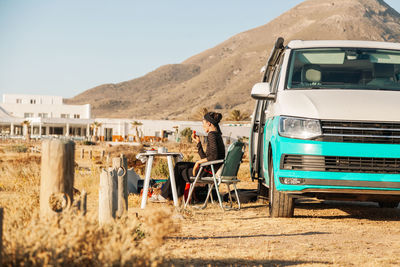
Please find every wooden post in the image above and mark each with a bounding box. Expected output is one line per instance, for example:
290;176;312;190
89;150;92;160
99;169;117;224
101;150;105;160
81;148;84;159
40;140;75;219
117;168;126;217
0;207;3;266
80;190;87;216
112;155;128;216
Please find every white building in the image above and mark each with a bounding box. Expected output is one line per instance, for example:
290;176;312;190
1;94;90;119
0;93;250;142
0;94;93;138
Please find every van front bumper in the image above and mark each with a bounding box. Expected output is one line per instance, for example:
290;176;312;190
274;136;400;193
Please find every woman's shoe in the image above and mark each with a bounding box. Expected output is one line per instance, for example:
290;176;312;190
149;194;167;203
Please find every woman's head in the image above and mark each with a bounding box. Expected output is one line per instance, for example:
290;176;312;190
203;112;222;133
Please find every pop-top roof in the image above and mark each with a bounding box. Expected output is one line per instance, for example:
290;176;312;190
287;40;400;50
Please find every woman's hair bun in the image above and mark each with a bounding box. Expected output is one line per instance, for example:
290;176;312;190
211;112;222;123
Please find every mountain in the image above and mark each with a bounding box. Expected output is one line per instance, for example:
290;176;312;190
66;0;400;120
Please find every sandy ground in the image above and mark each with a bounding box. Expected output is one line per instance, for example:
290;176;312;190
2;141;400;266
154;199;400;266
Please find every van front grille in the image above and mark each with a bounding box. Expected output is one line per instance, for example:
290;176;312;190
281;154;400;174
318;120;400;144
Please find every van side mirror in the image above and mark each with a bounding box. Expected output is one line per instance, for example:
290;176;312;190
250;83;276;100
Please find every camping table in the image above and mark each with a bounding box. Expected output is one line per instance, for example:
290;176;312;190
136;151;183;209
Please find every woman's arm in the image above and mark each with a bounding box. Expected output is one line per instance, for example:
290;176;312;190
193;157;208;176
192;132;206;159
192;133;208;175
192;132;219;176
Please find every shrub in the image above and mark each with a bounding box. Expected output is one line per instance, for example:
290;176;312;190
6;144;28;153
183;154;194;162
152;159;169;178
83;140;96;146
214;103;223;109
180;127;192;143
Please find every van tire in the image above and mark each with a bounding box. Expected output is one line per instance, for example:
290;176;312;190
268;155;294;218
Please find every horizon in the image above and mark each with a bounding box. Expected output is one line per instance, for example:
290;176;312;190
1;0;400;99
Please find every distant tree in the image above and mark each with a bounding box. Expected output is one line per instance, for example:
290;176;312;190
180;127;192;143
131;121;143;143
90;121;102;141
228;110;250;122
214;103;223;109
192;107;208;121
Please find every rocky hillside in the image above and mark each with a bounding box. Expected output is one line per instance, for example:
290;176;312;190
66;0;400;120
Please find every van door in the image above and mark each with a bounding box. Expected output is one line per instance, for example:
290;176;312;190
250;54;284;181
250;99;267;180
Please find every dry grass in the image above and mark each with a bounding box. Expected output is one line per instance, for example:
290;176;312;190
0;154;41;193
0;141;180;266
3;207;178;266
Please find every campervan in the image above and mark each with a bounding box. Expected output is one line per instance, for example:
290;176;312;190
250;38;400;217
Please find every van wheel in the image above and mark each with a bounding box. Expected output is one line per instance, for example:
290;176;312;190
268;155;294;217
378;202;399;208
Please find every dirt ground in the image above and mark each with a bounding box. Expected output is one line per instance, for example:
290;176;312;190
2;141;400;266
128;141;400;267
153;200;400;266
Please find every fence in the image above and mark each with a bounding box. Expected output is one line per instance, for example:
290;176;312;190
39;139;132;225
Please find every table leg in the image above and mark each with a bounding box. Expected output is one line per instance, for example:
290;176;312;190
140;156;154;209
167;155;179;207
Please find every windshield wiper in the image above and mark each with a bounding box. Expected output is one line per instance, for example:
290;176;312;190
295;86;322;89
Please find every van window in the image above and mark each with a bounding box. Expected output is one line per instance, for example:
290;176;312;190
286;48;400;91
270;56;284;93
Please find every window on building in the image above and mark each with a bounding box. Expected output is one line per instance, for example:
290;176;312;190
14;126;22;135
38;113;48;118
49;127;63;135
33;127;40;135
24;113;34;118
16;99;22;104
74;114;80;119
30;99;36;104
61;114;70;118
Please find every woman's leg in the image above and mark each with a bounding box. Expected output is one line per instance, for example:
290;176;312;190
161;162;195;199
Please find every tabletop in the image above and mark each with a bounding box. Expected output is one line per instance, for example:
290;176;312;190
136;151;184;162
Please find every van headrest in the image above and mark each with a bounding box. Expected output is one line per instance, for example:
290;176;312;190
302;64;321;83
373;63;394;79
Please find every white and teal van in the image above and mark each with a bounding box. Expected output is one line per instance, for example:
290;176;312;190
250;38;400;217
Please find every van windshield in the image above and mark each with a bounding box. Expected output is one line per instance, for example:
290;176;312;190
286;48;400;91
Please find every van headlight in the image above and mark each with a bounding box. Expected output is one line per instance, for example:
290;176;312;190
278;116;322;140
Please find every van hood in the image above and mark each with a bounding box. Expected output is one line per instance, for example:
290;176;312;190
272;89;400;122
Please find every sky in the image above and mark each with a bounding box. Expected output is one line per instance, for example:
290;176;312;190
1;0;400;99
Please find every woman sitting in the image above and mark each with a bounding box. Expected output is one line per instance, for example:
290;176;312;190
149;112;225;202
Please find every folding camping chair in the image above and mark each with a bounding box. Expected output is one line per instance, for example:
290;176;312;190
184;141;245;210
